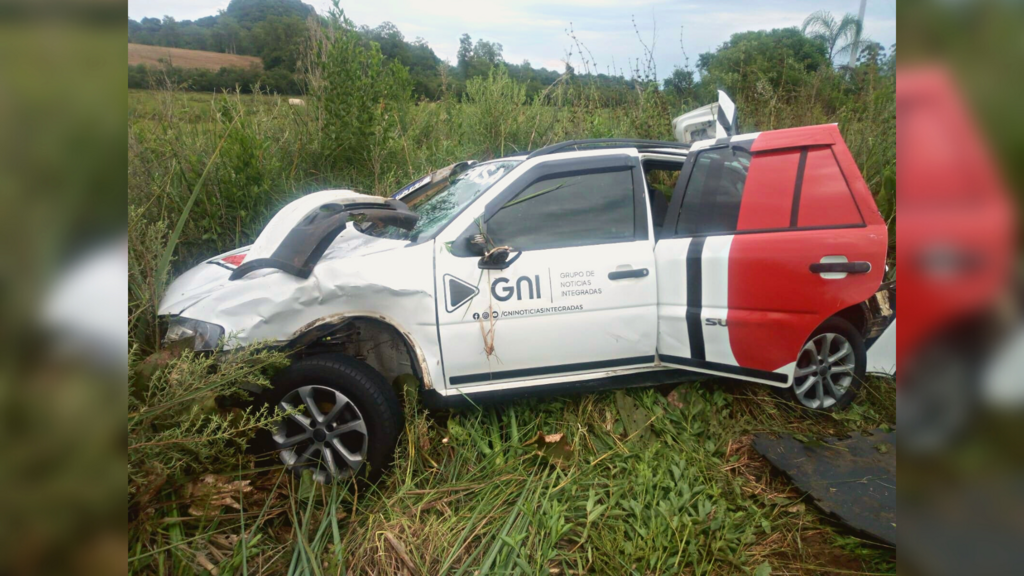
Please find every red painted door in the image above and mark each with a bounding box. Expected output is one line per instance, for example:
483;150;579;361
655;125;888;385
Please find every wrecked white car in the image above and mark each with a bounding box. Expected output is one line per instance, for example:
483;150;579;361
160;125;895;483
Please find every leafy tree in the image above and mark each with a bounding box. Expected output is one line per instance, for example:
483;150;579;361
801;10;864;63
855;41;886;67
307;7;412;184
364;23;444;99
157;16;180;47
473;38;503;67
211;16;245;54
127;63;302;94
252;15;307;71
455;33;504;80
664;67;696;100
223;0;314;29
127;0;596;100
457;33;473;78
697;28;828;104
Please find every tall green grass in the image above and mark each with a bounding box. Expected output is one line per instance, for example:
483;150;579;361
128;380;895;575
129;62;893;282
128;31;896;574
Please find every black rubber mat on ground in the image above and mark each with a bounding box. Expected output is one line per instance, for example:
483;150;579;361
753;429;896;546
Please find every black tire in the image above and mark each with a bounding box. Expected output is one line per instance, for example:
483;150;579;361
262;354;402;484
789;317;866;412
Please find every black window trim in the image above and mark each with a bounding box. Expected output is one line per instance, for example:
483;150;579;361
662;141;866;240
640;158;686;199
451;153;648;257
828;146;868;225
669;222;867;240
663;144;724;234
789;149;809;227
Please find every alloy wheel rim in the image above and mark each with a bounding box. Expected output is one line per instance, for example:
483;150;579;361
273;385;368;483
792;332;856;409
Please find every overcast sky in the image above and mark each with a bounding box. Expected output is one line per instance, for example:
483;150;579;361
127;0;896;76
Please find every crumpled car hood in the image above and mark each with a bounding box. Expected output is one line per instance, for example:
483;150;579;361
158;190;412;316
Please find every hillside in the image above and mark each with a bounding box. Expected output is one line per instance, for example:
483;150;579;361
128;43;262;71
128;0;564;99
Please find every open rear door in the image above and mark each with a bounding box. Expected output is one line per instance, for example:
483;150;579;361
654;124;888;385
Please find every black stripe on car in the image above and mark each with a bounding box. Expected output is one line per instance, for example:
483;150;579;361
685;237;706;360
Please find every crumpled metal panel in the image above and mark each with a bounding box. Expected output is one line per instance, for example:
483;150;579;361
753;429;896;546
229;199;416;281
157;190;443;390
245;190;380;261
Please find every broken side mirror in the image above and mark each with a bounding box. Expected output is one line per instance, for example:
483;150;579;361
478;245;521;270
463;222;520;269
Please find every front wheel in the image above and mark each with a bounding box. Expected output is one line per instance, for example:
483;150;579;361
790;317;866;411
264;354;403;484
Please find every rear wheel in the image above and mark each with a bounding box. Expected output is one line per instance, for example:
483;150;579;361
790;317;866;411
265;355;402;484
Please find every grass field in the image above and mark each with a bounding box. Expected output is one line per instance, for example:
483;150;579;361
129;43;263;71
128;21;897;567
128;359;897;574
128;86;897;575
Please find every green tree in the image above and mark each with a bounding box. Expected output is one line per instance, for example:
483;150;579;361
664;67;696;100
472;38;503;67
223;0;314;29
456;33;504;80
855;41;886;67
253;15;307;71
307;5;412;189
364;23;443;99
457;33;473;78
157;16;180;47
801;10;864;63
697;28;828;105
219;16;246;54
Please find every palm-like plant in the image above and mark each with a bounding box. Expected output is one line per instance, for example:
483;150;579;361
801;10;867;64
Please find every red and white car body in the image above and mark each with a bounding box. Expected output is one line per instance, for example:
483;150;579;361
160;118;893;410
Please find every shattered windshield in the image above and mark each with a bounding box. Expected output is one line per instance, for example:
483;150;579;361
384;160;520;242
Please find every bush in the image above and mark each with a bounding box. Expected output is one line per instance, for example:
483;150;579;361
128;206;287;514
127;63;303;95
128;346;286;509
462;66;530;156
304;7;413;193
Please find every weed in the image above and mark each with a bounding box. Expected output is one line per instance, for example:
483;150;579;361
127;383;895;575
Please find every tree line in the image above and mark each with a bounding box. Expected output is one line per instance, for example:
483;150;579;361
129;0;892;107
129;0;560;98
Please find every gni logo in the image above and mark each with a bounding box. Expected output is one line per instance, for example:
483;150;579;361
443;274;480;313
491;275;542;302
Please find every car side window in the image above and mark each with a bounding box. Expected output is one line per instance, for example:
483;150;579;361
485;167;635;251
676;148;750;236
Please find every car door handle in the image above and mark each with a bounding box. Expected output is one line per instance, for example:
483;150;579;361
809;261;871;274
608;268;649;280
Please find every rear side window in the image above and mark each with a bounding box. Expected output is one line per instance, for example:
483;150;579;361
676;148;750;236
797;147;863;227
486;168;635;251
671;145;864;237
